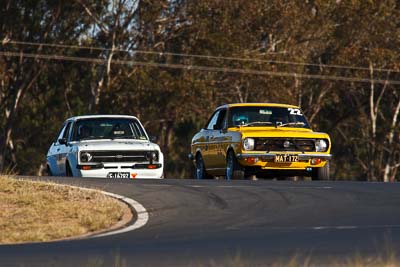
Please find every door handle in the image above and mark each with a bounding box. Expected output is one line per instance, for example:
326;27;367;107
57;148;61;152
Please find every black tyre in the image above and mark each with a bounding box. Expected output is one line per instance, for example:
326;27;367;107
66;162;73;177
312;161;330;180
195;154;210;179
226;150;245;180
46;165;53;176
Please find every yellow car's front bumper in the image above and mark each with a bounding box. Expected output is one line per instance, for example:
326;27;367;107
236;152;332;170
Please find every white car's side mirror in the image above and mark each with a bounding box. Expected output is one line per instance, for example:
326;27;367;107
58;138;67;145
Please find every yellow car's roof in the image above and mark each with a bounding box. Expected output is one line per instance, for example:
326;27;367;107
217;103;300;109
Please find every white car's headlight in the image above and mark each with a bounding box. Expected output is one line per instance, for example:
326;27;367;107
146;151;158;162
243;138;255;151
315;139;328;152
80;152;93;162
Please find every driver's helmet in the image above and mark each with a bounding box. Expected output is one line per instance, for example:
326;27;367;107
232;114;249;126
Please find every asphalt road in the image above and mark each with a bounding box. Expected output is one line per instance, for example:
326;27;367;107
1;177;400;266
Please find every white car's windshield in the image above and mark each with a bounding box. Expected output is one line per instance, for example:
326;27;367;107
71;118;148;141
228;106;310;128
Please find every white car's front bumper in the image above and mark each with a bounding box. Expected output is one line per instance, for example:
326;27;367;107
76;164;164;179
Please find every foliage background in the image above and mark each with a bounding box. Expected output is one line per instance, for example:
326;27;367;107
0;0;399;181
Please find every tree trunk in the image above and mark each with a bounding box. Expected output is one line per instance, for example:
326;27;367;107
383;98;400;182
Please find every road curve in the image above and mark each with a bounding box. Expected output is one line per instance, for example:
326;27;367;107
1;177;400;266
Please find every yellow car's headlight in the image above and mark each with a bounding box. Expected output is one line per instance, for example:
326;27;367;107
243;138;255;151
315;139;328;152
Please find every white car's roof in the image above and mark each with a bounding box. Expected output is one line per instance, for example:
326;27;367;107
66;115;139;122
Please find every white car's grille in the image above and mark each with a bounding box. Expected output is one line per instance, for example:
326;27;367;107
83;150;157;163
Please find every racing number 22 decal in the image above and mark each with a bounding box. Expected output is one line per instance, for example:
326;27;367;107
288;108;302;116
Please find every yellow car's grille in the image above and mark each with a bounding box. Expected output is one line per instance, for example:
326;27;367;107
254;138;315;152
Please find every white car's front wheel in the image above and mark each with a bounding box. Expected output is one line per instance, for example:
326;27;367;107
46;165;53;176
66;162;73;177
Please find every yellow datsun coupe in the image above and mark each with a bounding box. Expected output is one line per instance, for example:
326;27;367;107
189;103;332;180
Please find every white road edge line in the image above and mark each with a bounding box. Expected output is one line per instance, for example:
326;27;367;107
311;225;400;230
66;185;149;238
92;191;149;238
189;185;333;189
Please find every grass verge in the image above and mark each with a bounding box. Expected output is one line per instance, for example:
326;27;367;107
0;175;127;244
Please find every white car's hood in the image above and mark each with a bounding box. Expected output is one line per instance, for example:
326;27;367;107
73;139;160;151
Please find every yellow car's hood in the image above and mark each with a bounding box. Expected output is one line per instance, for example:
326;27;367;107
229;127;330;139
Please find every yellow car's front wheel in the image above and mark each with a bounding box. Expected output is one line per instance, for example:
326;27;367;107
226;151;245;180
311;161;330;180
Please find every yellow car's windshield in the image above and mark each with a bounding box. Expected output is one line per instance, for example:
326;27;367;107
228;106;311;128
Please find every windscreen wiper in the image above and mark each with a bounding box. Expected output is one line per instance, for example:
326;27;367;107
111;135;135;139
241;121;273;127
277;122;305;127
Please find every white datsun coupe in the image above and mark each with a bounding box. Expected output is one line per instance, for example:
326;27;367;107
46;115;164;179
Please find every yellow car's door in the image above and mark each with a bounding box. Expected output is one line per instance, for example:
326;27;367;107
202;109;227;173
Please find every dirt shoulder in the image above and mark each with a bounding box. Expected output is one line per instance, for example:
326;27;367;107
0;175;132;244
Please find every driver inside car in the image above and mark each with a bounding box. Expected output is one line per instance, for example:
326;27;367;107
232;114;249;126
78;125;92;140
